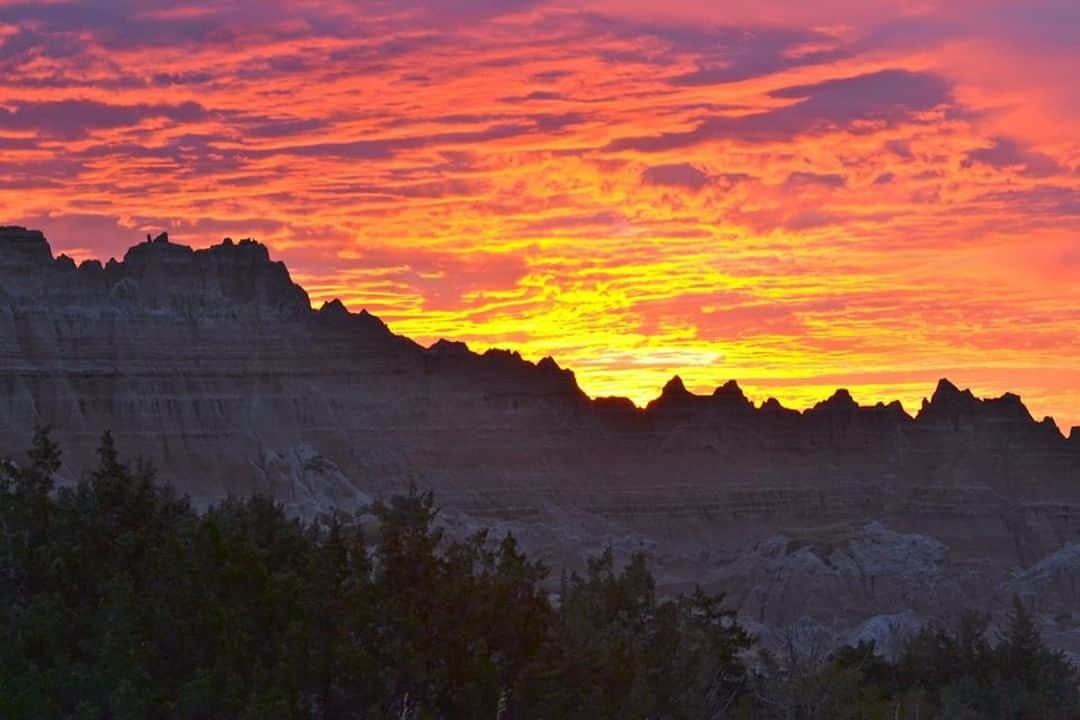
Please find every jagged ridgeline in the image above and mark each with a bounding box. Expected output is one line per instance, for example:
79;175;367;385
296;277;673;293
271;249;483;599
2;225;1080;655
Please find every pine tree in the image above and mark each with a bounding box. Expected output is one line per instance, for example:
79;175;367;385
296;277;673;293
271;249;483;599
999;596;1042;689
26;424;61;490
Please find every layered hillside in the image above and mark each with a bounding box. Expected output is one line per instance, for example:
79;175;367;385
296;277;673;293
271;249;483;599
3;226;1080;650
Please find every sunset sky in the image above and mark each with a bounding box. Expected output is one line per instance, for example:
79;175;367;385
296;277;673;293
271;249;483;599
1;1;1077;430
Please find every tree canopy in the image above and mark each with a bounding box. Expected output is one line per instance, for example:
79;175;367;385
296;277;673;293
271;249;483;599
0;429;1076;719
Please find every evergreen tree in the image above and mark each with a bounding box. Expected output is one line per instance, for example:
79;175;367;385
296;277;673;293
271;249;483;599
16;429;1080;720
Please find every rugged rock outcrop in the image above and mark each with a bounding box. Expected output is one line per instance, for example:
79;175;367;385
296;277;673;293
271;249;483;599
2;225;1079;650
716;522;960;628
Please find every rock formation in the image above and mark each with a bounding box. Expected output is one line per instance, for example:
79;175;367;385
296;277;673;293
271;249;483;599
2;225;1080;653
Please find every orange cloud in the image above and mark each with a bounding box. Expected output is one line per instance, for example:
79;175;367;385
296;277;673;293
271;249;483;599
1;0;1077;430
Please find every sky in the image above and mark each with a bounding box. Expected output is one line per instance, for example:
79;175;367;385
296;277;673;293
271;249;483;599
1;0;1078;430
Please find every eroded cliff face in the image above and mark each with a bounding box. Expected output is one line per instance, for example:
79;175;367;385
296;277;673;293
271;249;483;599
3;226;1080;652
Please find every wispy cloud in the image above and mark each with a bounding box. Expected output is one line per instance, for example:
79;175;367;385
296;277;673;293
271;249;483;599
0;0;1077;428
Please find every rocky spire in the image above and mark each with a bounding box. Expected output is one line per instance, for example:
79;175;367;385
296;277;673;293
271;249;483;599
319;298;350;317
816;388;857;409
0;226;62;297
662;375;689;397
644;375;694;411
918;378;977;419
0;225;51;259
536;356;562;373
712;379;751;407
931;378;967;403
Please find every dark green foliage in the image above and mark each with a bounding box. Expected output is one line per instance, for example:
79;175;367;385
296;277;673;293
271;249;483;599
1;430;1077;719
0;432;754;719
743;607;1080;720
533;550;752;719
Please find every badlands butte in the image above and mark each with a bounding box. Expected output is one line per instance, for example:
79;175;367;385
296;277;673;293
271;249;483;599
3;224;1080;653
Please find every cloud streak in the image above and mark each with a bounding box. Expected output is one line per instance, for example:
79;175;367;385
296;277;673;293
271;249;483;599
0;0;1077;429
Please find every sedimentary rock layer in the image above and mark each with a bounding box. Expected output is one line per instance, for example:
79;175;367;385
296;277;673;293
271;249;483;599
3;225;1079;648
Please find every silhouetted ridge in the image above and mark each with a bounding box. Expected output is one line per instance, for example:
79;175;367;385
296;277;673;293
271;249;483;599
4;225;1080;657
319;298;349;316
651;376;754;412
0;225;50;262
0;227;310;315
913;376;1060;439
419;338;585;400
808;388;858;415
924;377;975;410
986;393;1036;423
316;298;395;336
0;226;53;293
663;374;689;395
646;375;695;411
712;379;753;409
0;226;1071;443
427;338;472;357
536;356;562;373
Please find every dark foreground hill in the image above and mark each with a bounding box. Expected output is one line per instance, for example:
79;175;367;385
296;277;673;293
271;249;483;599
2;225;1080;654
